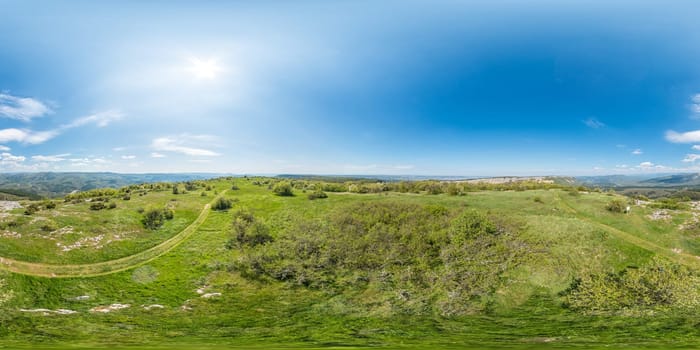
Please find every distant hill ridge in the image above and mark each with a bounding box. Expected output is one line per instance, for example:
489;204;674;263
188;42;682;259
0;172;228;198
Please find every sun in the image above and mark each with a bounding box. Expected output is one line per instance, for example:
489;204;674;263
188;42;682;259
187;57;223;80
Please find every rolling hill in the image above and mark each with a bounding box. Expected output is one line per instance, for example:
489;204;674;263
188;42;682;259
0;177;698;349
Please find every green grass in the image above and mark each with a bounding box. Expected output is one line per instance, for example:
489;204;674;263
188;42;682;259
0;179;699;348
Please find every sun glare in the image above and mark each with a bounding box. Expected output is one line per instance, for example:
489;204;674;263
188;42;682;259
187;57;223;80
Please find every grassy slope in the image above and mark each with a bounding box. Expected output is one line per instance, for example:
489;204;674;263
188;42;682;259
0;180;699;348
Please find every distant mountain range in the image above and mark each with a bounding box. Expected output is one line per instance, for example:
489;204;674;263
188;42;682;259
0;172;229;198
575;173;700;188
3;172;700;199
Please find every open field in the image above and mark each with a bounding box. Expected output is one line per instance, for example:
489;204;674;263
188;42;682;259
0;178;699;349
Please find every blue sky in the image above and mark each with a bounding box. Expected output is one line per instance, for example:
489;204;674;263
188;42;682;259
2;0;700;176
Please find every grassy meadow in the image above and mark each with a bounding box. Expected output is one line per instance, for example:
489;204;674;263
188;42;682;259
0;178;699;349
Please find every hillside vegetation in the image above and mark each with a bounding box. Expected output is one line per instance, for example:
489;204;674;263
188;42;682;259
0;177;698;348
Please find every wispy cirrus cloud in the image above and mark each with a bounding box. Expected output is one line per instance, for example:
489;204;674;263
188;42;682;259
0;110;124;145
31;153;71;162
631;149;643;155
583;117;605;129
151;134;221;157
0;93;52;122
65;110;123;128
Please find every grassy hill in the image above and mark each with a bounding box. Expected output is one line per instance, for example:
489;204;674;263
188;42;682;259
0;178;699;349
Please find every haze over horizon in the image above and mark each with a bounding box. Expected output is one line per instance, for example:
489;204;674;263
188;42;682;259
3;1;700;176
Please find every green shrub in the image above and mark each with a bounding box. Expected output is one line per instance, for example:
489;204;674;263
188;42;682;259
307;190;328;200
650;198;689;210
89;202;106;211
141;208;174;230
562;257;700;312
23;203;40;215
605;199;627;213
108;202;117;209
272;182;294;196
448;210;498;243
212;197;235;211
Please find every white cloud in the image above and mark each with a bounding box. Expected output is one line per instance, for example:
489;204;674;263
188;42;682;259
121;155;136;160
690;94;700;119
0;110;124;146
0;128;59;144
0;152;25;162
665;130;700;143
151;135;221;157
693;145;700;151
150;152;166;158
683;154;700;163
631;149;642;155
0;145;9;151
65;110;123;128
0;93;52;121
638;161;654;168
583;117;605;129
31;153;70;162
112;147;126;152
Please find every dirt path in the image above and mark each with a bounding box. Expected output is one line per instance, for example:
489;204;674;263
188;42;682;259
0;191;228;278
558;194;700;270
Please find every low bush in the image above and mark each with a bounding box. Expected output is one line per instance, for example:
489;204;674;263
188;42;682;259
212;197;235;211
141;208;175;230
272;182;294;196
307;190;328;200
605;199;627;213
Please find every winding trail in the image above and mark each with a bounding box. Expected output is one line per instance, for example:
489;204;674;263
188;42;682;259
557;194;700;270
0;190;228;278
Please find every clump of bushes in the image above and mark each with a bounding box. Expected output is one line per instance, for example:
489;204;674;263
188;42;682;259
141;208;175;230
89;202;106;211
212;197;236;211
605;199;627;213
225;208;273;249
272;182;294;196
650;198;689;210
231;202;526;316
307;190;328;200
108;202;117;209
533;196;543;203
24;203;40;215
562;257;700;312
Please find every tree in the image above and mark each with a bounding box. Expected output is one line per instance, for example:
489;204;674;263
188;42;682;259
272;182;294;196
